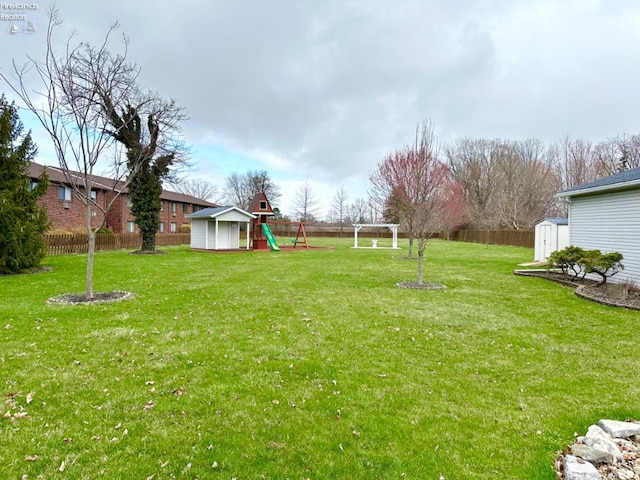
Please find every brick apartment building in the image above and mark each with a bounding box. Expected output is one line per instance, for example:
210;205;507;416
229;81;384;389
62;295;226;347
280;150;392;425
29;162;217;234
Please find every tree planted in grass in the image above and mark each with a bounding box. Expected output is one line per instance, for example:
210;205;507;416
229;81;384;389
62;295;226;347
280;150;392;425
1;7;160;298
103;98;189;252
370;120;465;285
0;95;49;274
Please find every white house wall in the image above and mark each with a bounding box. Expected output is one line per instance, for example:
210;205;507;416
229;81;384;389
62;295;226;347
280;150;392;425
569;190;640;284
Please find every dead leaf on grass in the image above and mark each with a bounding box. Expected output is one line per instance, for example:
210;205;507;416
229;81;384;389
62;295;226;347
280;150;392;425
172;387;186;396
143;400;154;410
25;455;38;461
26;392;34;404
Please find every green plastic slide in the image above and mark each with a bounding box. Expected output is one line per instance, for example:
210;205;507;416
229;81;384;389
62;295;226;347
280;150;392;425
261;223;280;251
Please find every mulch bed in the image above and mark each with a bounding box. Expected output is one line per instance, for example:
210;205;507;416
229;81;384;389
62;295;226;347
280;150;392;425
396;281;446;290
46;291;134;305
514;270;640;311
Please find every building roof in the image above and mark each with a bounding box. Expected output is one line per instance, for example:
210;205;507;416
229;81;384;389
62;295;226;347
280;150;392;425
557;167;640;198
186;206;255;220
29;162;216;207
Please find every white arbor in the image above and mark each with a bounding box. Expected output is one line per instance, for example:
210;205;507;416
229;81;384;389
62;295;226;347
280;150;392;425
352;224;400;249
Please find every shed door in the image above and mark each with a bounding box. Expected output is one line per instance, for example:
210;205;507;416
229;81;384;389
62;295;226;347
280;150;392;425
229;223;239;249
217;223;230;249
540;225;552;261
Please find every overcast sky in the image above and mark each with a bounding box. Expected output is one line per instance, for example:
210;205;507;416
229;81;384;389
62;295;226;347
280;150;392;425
3;0;640;218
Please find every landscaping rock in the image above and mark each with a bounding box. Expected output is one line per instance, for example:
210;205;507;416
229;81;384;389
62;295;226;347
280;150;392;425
556;420;640;480
571;444;615;465
563;455;601;480
598;420;640;439
583;425;623;462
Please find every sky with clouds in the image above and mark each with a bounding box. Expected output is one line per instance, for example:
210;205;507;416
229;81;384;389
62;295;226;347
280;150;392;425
2;0;640;218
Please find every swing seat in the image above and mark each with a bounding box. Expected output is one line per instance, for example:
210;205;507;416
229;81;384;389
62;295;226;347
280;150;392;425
290;238;298;244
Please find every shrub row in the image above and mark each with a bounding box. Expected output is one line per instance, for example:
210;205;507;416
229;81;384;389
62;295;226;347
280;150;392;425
548;246;623;285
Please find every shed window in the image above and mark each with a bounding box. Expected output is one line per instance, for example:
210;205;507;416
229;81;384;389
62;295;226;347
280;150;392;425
259;201;267;210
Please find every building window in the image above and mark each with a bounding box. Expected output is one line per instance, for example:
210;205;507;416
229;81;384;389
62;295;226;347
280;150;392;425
127;221;135;233
160;201;164;211
58;185;72;201
170;222;177;232
171;201;177;212
29;180;39;191
158;222;165;233
182;203;189;213
90;190;97;203
260;201;267;210
126;196;132;208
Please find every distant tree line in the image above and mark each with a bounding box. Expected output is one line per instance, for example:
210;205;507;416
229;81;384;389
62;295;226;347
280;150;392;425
444;133;637;230
170;130;638;230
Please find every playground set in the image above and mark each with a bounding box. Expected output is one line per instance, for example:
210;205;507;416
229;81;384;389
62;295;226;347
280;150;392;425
248;193;310;251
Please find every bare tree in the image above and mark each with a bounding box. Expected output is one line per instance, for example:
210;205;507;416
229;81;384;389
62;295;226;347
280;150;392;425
224;169;281;209
293;180;318;222
167;178;220;202
1;7;140;300
331;185;348;237
347;197;369;224
548;135;596;190
445;137;559;229
492;139;559;229
370;121;440;258
370;120;461;284
593;133;640;177
443;138;499;229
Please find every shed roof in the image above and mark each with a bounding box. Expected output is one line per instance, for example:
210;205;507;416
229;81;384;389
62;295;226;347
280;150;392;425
557;167;640;198
186;206;255;220
536;217;568;226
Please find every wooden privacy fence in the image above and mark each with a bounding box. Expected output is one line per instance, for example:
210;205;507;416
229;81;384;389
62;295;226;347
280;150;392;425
44;233;190;256
448;229;534;248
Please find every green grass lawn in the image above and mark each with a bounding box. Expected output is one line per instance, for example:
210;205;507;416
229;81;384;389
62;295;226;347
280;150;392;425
1;238;638;479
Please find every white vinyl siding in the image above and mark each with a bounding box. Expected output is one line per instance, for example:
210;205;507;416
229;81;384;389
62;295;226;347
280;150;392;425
569;190;640;283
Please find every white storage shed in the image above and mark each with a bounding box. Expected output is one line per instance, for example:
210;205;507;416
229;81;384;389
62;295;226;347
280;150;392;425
534;217;569;262
186;206;255;251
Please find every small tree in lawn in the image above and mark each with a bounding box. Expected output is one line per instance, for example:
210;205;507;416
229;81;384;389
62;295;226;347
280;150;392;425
1;7;143;299
0;95;49;273
370;120;461;285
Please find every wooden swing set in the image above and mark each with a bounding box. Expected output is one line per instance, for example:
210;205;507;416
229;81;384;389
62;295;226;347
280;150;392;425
267;221;309;248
